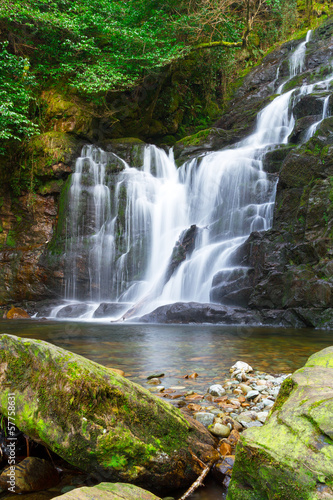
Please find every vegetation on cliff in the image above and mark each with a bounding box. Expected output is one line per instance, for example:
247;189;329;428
0;0;319;156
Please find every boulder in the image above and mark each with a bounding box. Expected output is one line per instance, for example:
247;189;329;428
227;346;333;500
53;482;161;500
0;335;217;492
5;307;30;319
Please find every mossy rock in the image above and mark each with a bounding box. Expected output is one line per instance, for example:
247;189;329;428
53;482;161;500
0;335;216;492
27;132;85;179
227;346;333;500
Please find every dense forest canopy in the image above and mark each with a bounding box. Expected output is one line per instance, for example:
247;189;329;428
0;0;331;151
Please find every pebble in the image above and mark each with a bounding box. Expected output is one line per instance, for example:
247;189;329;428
257;411;269;423
147;373;165;380
149;385;165;392
243;421;263;428
239;383;252;394
194;412;215;427
263;398;274;408
245;390;259;400
147;378;161;385
208;384;226;397
208;423;231;438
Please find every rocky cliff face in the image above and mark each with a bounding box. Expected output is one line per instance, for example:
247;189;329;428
1;19;333;325
173;18;333;328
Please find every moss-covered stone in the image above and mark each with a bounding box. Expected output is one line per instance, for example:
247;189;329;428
0;335;216;491
53;482;161;500
227;346;333;500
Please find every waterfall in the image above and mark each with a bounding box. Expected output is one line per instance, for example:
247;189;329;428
49;30;331;321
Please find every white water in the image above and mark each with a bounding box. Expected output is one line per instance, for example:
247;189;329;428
49;30;332;321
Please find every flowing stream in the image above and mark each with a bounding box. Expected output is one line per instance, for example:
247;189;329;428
49;30;332;321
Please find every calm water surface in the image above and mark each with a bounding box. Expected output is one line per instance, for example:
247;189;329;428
1;320;333;500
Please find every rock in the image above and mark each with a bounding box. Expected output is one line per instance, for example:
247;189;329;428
213;456;235;483
93;303;132;318
239;384;252;395
194;412;215;427
56;304;89;318
245;390;260;400
218;440;232;456
227;429;240;446
256;411;269;423
164;225;198;284
208;423;231;438
147;378;161;385
0;457;59;493
208;384;226;397
5;307;30;319
147;373;165;380
230;361;253;374
108;368;125;377
53;482;161;500
227;346;333;500
0;335;216;492
137;302;262;324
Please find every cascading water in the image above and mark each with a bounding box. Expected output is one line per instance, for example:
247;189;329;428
50;30;333;321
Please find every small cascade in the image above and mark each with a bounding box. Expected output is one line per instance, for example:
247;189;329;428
289;30;312;77
277;30;312;94
49;29;333;321
304;95;330;141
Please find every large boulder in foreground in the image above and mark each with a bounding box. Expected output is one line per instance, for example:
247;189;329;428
227;346;333;500
53;483;161;500
0;335;216;491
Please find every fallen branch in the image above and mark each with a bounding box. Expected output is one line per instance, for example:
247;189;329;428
179;453;218;500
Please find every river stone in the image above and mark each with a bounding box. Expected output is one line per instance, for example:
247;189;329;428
0;335;216;492
194;412;215;427
53;483;161;500
208;423;231;438
6;307;30;319
0;457;59;493
208;384;226;397
227;346;333;500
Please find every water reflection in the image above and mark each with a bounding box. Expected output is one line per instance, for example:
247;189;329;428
1;321;332;392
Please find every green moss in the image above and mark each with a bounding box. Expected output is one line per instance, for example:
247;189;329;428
267;377;296;418
0;335;195;480
176;128;211;147
6;230;16;248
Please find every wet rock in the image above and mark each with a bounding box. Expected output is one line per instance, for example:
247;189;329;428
213;455;235;483
230;362;253;374
164;225;198;284
53;482;162;500
194;412;215;427
208;423;231;438
208;384;226;397
0;457;59;493
0;335;216;492
245;390;259;400
210;268;255;307
5;307;30;319
93;303;132;318
137;302;261;324
56;304;90;318
147;373;165;380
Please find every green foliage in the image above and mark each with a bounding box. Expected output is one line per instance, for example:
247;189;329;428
0;42;38;153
